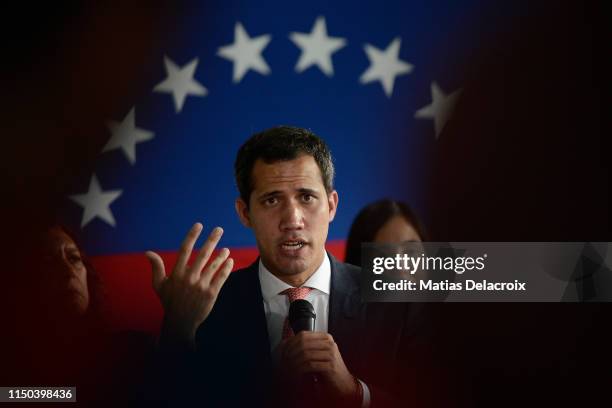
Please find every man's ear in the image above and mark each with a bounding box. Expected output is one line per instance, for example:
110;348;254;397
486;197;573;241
327;190;339;222
235;198;251;228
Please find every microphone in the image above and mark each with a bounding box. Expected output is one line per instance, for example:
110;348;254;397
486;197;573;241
288;299;316;333
288;299;318;386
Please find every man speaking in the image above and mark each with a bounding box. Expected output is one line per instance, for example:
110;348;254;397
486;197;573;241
145;126;418;407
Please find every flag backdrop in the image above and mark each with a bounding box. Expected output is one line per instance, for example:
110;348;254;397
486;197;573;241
56;1;524;332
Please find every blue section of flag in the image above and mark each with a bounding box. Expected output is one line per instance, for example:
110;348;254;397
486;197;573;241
64;0;521;255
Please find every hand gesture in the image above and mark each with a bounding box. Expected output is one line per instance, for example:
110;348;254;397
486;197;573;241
145;223;233;345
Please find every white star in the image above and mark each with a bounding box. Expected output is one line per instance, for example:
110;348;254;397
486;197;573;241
69;175;122;228
217;22;271;83
103;107;154;165
153;56;208;113
359;37;413;97
415;82;462;138
289;16;346;77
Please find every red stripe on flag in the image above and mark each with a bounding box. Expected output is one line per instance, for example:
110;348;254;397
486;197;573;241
90;241;346;334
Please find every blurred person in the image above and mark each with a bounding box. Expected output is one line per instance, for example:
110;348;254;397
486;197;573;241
11;224;107;386
7;223;153;406
345;199;427;267
33;225;104;329
344;200;451;403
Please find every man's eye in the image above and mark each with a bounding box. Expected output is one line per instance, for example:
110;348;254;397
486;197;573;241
302;194;314;202
264;197;278;205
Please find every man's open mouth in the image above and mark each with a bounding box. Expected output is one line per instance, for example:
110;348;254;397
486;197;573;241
281;240;306;250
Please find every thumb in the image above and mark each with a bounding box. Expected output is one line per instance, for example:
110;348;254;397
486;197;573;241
145;251;166;294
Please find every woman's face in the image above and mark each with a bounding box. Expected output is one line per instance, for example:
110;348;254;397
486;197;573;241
39;227;90;316
374;215;422;243
374;215;424;281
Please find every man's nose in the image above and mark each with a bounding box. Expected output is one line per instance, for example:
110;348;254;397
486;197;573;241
280;201;304;230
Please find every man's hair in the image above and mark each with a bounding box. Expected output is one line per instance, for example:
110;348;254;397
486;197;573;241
234;126;335;205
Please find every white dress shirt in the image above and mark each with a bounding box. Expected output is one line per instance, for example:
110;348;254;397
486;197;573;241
259;253;331;351
258;252;371;407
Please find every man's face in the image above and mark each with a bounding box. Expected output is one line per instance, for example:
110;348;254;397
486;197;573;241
236;155;338;279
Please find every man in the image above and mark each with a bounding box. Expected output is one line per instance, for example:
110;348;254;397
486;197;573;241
145;126;417;407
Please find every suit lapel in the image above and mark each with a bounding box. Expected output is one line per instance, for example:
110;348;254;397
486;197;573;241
240;259;274;371
327;254;365;371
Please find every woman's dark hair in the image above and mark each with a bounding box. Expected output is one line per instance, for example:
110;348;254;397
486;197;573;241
345;199;427;266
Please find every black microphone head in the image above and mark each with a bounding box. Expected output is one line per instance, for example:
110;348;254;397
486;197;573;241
288;299;316;333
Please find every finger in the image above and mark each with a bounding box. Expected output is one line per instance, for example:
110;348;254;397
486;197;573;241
293;350;333;366
294;331;332;339
285;334;335;359
282;330;316;349
298;361;331;375
145;251;166;294
190;226;224;276
209;257;234;293
200;248;230;286
286;340;334;359
174;223;203;278
290;331;334;346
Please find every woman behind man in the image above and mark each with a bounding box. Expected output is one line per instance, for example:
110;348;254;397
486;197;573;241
345;199;426;266
344;201;461;407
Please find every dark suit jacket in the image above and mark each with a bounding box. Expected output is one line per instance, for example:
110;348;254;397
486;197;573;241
159;254;434;407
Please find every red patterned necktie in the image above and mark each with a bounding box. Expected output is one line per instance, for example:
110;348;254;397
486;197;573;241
281;287;313;340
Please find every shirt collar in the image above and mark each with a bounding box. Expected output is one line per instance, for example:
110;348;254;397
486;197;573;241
259;252;331;301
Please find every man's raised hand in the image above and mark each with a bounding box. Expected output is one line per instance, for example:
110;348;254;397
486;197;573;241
145;223;233;345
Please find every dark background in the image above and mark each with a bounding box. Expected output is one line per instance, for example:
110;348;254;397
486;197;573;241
425;1;609;406
3;1;608;407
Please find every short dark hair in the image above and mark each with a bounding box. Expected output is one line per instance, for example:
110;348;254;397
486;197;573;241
345;199;428;266
234;126;335;205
